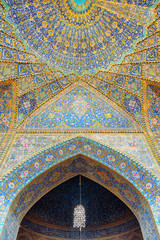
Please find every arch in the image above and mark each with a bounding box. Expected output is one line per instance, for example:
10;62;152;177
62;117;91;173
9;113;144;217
0;137;159;240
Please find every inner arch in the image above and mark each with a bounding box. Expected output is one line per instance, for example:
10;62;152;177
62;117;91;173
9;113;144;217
17;175;143;239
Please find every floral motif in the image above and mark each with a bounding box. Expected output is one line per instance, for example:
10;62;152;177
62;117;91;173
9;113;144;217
97;150;101;155
45;155;53;161
69;145;76;150
20;170;29;178
84;145;91;150
34;162;40;168
59;150;63;155
18;92;36;124
0;85;12;131
107;155;115;162
146;183;152;189
120;163;126;169
132;171;140;179
8;182;15;189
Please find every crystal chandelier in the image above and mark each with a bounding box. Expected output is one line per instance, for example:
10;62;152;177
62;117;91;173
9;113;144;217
73;204;85;230
73;175;86;233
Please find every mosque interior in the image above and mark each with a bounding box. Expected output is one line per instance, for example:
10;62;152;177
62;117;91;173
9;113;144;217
0;0;160;239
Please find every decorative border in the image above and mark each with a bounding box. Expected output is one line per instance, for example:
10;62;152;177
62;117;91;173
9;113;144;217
1;132;159;178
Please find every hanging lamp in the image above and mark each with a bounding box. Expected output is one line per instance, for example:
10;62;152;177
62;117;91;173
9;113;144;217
73;175;86;239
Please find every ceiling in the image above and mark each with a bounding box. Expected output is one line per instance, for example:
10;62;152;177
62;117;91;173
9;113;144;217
4;0;157;74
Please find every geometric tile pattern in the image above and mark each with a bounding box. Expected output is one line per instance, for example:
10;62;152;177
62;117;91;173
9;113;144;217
4;0;156;74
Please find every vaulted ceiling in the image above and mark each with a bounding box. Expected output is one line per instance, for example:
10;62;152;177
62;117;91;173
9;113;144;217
3;0;158;74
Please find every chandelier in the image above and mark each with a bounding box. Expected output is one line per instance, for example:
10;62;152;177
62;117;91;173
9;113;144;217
73;175;86;235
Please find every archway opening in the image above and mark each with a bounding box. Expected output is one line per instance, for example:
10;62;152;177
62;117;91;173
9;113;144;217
17;175;143;240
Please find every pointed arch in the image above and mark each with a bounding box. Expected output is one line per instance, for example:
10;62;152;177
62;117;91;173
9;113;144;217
0;137;159;240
